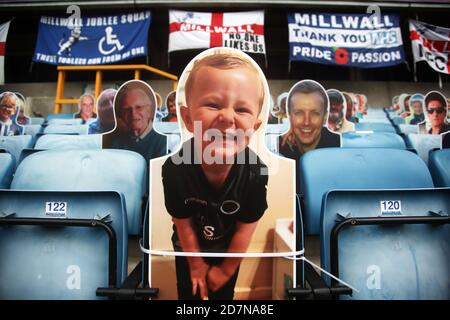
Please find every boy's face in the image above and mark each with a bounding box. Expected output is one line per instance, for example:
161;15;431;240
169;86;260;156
181;65;263;161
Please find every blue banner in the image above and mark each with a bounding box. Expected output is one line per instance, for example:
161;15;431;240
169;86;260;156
288;12;405;68
33;12;151;65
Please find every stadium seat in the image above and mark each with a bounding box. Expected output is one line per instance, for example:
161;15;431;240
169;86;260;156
43;124;89;135
46;113;74;120
0;153;14;189
23;124;43;137
264;123;290;154
355;122;396;133
47;118;83;125
299;148;434;235
391;117;405;125
11;149;147;235
34;134;102;150
342;132;406;149
359;118;391;124
153;121;180;135
398;124;419;135
153;122;181;154
0;190;128;299
166;134;181;154
429;149;450;187
320;188;450;299
405;133;441;164
29;117;45;125
0;135;34;166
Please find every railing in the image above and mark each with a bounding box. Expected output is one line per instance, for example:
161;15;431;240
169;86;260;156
54;64;178;113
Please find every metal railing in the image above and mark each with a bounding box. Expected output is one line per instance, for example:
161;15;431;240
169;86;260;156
54;64;178;113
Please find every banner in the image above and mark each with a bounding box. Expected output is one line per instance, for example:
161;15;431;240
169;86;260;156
288;13;404;68
169;10;265;54
33;12;151;65
410;19;450;74
0;21;11;85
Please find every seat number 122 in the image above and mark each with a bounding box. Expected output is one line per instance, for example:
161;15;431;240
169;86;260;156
45;202;67;217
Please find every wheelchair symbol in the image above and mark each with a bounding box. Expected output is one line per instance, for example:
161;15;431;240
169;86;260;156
98;26;124;55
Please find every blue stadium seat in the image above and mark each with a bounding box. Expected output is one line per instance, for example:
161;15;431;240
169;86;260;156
30;117;45;125
0;190;128;299
320;188;450;299
398;124;419;135
0;135;34;166
405;133;441;165
152;122;181;154
299;148;434;235
342;132;406;149
23;124;44;146
23;124;44;137
429;149;450;187
264;123;290;154
359;118;391;124
0;153;14;189
355;122;396;133
47;118;83;125
11;149;147;235
391;117;405;125
43;124;88;135
166;134;181;154
365;109;386;117
153;121;180;135
46;113;74;120
34;134;102;150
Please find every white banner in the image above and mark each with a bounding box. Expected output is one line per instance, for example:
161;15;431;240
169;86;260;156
410;19;450;74
0;20;11;85
168;10;265;54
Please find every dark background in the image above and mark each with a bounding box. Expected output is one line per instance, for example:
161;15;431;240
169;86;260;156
1;1;449;83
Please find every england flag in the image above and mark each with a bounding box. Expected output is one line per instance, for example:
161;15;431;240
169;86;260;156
168;10;265;55
0;21;11;85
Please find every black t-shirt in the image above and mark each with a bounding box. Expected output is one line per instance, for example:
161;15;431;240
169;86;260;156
162;138;268;253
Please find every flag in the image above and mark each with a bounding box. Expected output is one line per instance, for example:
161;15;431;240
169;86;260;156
169;10;265;55
0;20;11;85
410;19;450;74
33;12;151;65
288;12;405;68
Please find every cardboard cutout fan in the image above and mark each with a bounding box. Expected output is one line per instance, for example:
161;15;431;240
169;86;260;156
0;92;24;136
88;88;117;135
101;80;168;162
326;89;355;133
14;92;31;126
406;93;424;125
73;93;97;124
146;47;296;300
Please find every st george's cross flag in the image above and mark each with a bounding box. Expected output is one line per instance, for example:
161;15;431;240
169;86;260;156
0;21;11;85
168;10;265;55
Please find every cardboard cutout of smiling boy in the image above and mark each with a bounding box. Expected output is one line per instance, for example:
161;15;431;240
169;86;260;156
148;48;296;300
